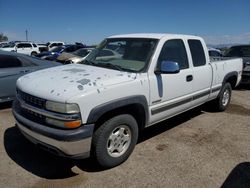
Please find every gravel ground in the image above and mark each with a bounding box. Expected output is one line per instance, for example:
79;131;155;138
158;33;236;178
0;87;250;188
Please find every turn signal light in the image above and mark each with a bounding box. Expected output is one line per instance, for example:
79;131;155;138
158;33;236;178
64;120;82;128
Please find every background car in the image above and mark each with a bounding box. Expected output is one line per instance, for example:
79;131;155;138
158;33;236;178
58;48;93;64
46;41;65;50
208;48;222;57
43;44;85;61
224;45;250;84
0;42;40;56
35;45;66;59
0;51;61;103
0;42;8;48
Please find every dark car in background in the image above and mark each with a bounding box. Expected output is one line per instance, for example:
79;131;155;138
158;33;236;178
0;51;61;103
38;44;86;61
36;45;66;60
56;48;93;64
224;45;250;84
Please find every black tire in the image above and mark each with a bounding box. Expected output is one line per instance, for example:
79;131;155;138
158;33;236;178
215;83;232;111
92;114;138;168
31;51;37;56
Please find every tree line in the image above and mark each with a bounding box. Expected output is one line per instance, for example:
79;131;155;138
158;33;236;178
0;33;8;42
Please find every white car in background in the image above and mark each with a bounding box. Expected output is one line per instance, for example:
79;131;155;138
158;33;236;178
46;41;65;50
0;42;8;48
208;47;222;57
0;42;40;56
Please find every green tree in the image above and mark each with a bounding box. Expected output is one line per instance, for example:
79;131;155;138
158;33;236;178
0;33;8;42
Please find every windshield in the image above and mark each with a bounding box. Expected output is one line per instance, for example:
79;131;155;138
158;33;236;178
84;38;158;72
224;46;250;57
73;48;91;57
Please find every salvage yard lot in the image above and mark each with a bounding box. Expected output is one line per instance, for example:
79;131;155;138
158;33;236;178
0;88;250;188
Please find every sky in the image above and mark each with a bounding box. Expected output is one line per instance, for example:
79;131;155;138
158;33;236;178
0;0;250;45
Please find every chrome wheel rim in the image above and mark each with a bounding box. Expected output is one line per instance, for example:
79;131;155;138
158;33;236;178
106;125;131;158
222;89;230;106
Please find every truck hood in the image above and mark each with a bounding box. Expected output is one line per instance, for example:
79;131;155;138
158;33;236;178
17;64;137;102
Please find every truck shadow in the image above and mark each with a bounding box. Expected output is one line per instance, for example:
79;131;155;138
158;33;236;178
0;101;12;110
235;84;250;91
221;162;250;188
4;107;203;179
4;126;103;179
138;107;202;143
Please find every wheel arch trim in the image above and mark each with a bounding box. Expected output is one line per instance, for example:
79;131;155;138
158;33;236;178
86;95;149;127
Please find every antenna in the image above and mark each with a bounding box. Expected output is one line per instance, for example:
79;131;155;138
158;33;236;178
25;29;28;41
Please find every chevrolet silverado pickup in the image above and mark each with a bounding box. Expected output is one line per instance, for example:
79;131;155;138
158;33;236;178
12;34;243;168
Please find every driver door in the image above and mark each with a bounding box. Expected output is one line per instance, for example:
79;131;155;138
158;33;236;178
149;39;193;125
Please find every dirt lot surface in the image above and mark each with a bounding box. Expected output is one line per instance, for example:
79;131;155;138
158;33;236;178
0;87;250;188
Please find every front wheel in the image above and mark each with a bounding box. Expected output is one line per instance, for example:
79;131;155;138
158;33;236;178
215;83;232;111
92;114;138;168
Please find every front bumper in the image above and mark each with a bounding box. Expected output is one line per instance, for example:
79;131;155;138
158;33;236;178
12;100;94;159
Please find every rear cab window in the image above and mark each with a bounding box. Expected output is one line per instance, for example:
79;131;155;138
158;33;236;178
188;40;206;67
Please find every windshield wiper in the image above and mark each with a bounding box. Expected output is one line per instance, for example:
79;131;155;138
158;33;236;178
98;63;125;71
84;60;128;72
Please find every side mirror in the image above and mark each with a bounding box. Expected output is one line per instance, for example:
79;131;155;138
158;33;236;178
155;61;180;74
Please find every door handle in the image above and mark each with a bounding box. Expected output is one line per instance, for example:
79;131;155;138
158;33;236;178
186;75;193;82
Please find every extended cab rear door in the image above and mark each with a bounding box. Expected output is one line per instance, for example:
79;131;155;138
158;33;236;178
187;39;212;107
148;38;193;125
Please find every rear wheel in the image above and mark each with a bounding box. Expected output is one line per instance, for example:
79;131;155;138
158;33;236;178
92;114;138;168
215;83;232;111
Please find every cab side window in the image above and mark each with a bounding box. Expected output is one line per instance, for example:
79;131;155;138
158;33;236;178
158;39;189;70
188;40;206;67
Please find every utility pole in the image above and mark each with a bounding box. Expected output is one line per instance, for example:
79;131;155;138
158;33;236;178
25;29;28;41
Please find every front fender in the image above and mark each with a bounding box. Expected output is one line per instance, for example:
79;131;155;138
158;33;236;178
86;95;149;125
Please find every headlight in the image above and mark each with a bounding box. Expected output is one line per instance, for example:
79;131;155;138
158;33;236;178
46;101;80;114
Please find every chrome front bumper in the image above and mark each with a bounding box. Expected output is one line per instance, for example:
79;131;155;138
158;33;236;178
12;100;94;159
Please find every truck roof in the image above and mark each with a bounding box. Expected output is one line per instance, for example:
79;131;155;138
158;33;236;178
108;33;202;40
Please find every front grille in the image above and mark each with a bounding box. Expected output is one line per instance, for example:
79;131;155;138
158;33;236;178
17;89;46;109
22;107;46;124
16;89;47;124
14;99;46;125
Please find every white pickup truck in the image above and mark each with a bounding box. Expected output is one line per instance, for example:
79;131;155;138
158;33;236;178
12;33;243;168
